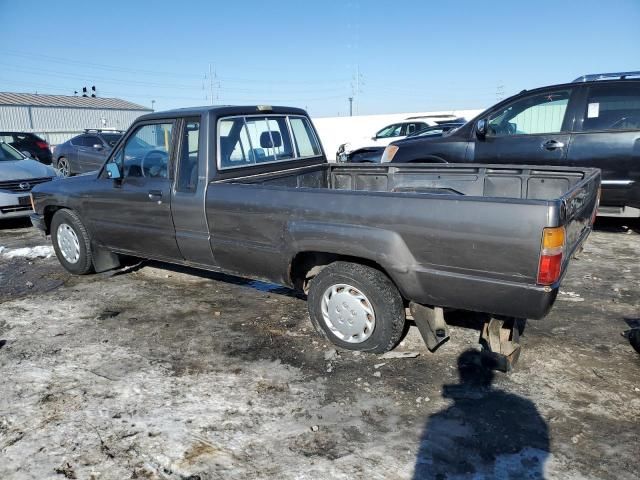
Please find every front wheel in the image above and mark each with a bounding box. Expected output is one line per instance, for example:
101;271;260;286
56;157;71;177
307;262;405;353
51;209;94;274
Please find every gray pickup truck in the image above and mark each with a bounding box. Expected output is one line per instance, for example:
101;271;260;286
30;106;600;366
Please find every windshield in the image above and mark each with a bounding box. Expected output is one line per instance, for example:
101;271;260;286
101;134;123;147
0;142;25;161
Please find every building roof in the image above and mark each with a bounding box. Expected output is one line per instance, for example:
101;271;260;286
0;92;151;111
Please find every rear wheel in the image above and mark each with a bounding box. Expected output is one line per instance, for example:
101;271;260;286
51;209;93;274
56;157;70;177
307;262;405;353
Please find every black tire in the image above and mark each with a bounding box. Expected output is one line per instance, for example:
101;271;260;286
629;329;640;354
307;261;405;353
50;209;94;275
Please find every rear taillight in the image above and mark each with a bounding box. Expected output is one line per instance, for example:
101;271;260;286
36;141;49;149
537;226;565;285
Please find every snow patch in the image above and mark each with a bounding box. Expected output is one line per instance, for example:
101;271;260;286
2;245;54;260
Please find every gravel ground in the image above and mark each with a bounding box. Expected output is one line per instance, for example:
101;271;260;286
0;217;638;480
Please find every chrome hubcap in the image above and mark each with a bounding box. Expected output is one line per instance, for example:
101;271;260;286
58;158;69;176
57;223;80;264
321;283;375;343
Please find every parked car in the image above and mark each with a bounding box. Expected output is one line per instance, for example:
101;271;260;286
339;122;466;163
0;142;57;219
54;129;124;176
0;132;52;164
381;71;640;216
31;105;599;368
336;115;461;162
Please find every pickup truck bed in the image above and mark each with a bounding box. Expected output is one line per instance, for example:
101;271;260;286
208;163;599;319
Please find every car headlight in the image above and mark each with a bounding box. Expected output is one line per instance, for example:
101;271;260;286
380;145;399;163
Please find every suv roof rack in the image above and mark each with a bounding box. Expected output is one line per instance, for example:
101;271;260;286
573;71;640;82
83;128;124;133
405;114;457;120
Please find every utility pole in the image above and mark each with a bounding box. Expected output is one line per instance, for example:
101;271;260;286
496;83;505;102
209;63;214;105
351;64;364;115
151;100;156;111
348;97;353;116
208;63;220;105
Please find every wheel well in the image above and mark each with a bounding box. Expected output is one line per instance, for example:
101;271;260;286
289;251;390;293
43;206;65;234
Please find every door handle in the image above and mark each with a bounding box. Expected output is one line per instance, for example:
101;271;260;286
542;140;565;150
148;190;163;202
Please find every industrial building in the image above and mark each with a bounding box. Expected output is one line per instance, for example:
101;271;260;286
0;92;152;146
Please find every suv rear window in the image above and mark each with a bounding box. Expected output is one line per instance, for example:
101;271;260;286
218;115;321;169
582;84;640;131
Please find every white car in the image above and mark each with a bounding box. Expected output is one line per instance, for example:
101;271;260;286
336;115;462;161
0;142;58;220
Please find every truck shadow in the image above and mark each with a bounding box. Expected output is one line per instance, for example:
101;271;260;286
412;349;550;479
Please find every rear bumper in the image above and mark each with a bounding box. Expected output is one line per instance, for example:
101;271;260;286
395;268;559;320
36;150;53;164
30;213;47;233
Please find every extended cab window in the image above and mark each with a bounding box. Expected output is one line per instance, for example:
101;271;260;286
290;116;321;157
176;120;200;192
582;85;640;131
218;115;320;170
487;90;570;136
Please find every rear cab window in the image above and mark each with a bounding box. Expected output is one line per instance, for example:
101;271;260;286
218;115;321;170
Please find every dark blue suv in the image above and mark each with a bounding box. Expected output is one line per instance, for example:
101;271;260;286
54;129;123;176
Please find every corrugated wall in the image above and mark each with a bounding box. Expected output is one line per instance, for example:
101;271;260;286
0;105;148;144
0;106;32;130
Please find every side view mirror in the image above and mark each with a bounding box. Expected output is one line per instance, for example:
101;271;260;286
21;150;32;158
105;162;122;180
93;144;103;150
476;119;488;138
371;136;377;141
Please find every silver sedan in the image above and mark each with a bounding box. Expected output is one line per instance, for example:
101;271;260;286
0;142;59;219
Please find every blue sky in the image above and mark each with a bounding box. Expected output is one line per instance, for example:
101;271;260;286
1;0;639;116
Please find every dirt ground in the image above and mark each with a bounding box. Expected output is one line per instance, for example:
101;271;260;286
0;217;638;480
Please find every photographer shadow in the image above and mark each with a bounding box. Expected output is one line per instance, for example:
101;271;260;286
413;350;550;479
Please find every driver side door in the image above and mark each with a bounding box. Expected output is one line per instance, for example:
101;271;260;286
474;89;575;166
84;121;183;260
